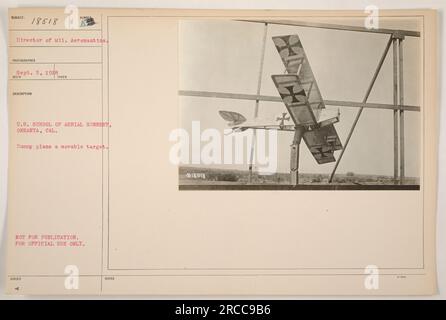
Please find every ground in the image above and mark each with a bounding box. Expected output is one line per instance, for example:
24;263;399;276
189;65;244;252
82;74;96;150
179;166;419;189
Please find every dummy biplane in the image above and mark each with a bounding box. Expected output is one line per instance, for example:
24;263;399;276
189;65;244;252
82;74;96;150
219;34;343;184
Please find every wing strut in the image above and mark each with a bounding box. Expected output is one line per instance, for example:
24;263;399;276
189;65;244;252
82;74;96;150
290;127;305;185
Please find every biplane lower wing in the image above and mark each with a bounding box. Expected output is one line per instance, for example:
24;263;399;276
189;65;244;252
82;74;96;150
303;124;343;164
271;74;317;127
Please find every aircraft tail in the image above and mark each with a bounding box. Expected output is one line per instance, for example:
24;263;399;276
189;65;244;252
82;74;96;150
218;110;247;126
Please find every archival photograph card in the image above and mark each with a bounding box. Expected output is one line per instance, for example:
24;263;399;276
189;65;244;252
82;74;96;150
5;8;438;295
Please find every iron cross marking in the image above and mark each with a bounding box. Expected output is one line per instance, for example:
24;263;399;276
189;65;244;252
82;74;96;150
277;36;301;57
315;147;330;158
282;85;306;104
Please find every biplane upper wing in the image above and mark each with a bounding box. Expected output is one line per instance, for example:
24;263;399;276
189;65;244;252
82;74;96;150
271;74;317;126
303;124;343;164
272;34;325;120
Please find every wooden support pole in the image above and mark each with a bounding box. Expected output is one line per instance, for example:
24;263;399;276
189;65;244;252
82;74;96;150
290;127;304;186
248;22;268;184
393;38;399;184
399;38;405;184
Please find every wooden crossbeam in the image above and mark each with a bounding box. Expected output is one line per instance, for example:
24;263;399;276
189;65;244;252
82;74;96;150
178;90;420;112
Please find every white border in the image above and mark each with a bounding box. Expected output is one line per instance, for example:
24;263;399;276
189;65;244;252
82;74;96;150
0;0;444;300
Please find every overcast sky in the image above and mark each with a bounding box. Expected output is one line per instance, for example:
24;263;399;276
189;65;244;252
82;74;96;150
179;18;421;177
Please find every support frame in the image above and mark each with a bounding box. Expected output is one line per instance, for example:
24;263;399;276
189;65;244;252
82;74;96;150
179;20;418;186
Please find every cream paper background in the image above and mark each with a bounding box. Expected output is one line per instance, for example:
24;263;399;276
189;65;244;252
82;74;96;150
2;7;439;296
